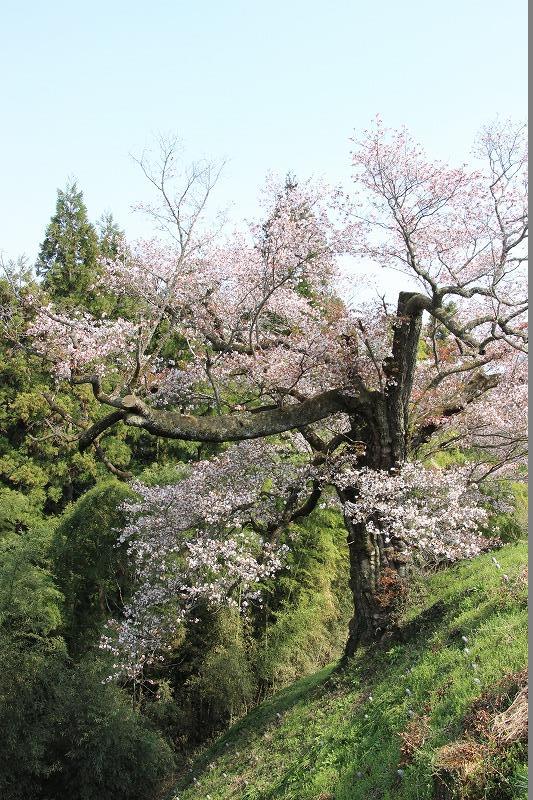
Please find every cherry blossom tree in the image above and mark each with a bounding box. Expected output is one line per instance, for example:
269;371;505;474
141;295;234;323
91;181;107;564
23;121;528;662
100;439;312;678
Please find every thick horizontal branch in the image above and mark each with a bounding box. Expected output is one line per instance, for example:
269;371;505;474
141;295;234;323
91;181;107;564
78;410;128;451
123;389;358;443
404;294;484;350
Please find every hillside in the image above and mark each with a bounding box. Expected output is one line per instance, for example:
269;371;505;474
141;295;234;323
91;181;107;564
170;541;528;800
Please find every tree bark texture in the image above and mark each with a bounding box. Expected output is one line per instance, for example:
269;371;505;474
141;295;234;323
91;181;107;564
340;292;423;657
342;514;409;657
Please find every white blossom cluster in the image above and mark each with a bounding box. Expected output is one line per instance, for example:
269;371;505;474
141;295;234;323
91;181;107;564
101;440;304;679
336;462;494;564
27;303;137;380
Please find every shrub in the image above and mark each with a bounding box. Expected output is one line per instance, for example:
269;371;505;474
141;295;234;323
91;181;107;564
51;480;135;655
0;640;175;800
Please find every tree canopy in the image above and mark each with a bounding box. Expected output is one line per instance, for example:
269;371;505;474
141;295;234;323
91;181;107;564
17;120;527;672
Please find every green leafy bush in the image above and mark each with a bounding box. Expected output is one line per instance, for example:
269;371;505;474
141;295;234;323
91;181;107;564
0;641;175;800
51;480;135;655
254;507;351;690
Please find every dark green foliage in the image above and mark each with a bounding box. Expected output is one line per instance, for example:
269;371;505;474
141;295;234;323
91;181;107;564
254;506;351;690
97;212;123;260
0;521;62;642
160;609;256;746
0;489;63;643
45;659;175;800
51;480;136;655
0;273;103;509
0;495;175;800
36;181;100;303
34;185;134;319
0;642;174;800
0;637;66;800
190;614;256;723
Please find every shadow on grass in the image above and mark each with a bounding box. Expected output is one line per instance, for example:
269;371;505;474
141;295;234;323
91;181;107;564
172;665;335;795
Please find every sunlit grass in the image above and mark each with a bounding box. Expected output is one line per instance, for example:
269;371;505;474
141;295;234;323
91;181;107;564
170;540;527;800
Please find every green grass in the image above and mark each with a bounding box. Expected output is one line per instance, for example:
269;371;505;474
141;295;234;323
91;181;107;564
169;541;528;800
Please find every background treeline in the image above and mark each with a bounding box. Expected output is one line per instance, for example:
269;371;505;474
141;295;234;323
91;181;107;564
0;184;525;800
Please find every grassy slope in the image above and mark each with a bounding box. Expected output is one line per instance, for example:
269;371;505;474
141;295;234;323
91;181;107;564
170;541;528;800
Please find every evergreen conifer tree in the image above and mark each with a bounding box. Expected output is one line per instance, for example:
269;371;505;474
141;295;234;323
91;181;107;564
97;212;123;260
36;181;99;301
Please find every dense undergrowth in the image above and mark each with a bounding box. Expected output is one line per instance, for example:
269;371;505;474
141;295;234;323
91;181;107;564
0;479;352;800
170;540;528;800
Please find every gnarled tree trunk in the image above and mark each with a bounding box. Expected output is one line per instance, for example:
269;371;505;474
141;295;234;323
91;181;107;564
342;513;409;658
340;291;424;658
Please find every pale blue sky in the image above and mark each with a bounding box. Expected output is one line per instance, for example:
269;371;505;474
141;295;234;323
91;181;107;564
1;0;527;263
